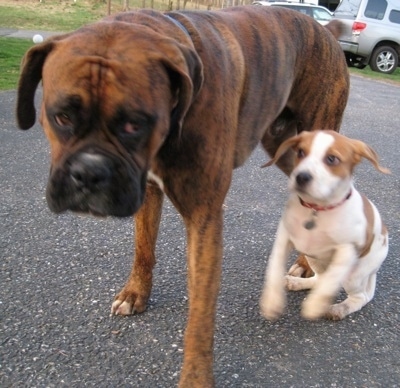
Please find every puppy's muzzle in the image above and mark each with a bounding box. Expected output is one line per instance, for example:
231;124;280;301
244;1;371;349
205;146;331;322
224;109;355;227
69;153;112;193
296;172;313;188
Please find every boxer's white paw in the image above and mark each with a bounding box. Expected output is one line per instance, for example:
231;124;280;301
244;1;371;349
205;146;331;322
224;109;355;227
111;300;134;316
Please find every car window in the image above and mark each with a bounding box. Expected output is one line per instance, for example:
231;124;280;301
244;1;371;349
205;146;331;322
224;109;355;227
334;0;362;17
364;0;387;20
313;8;332;21
389;9;400;24
277;5;313;17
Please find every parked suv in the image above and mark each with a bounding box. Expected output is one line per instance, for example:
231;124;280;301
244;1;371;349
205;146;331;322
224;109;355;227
252;2;333;25
334;0;400;74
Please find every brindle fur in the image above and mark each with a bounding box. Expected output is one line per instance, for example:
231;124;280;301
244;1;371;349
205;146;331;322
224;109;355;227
16;7;349;387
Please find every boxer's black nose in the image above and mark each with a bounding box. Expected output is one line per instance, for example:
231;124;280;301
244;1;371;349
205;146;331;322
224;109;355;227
69;153;112;191
296;172;313;187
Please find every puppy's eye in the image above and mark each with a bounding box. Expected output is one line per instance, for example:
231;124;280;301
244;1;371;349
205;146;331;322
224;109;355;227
325;155;340;166
55;113;73;127
297;148;305;159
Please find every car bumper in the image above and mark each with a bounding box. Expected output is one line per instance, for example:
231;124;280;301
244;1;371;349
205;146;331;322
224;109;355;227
338;40;359;54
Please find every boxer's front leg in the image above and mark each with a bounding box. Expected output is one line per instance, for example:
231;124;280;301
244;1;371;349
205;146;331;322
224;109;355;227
178;206;224;388
112;183;164;315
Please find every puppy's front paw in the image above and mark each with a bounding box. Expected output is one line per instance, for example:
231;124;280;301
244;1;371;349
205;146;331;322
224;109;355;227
301;295;330;320
325;303;350;321
260;287;286;321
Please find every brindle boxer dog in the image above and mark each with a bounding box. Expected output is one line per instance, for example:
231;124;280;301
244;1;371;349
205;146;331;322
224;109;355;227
16;6;349;387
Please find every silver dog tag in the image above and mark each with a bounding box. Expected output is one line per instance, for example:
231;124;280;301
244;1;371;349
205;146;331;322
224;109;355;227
304;210;318;230
304;219;316;230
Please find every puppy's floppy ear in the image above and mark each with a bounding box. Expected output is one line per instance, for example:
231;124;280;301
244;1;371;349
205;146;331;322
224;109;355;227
351;139;390;174
16;40;57;130
261;134;302;168
157;40;204;136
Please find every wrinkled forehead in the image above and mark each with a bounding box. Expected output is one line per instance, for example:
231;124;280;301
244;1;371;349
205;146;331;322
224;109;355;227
43;38;153;88
41;39;167;118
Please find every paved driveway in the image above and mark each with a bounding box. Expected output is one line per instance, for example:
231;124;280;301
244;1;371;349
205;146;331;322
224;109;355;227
1;75;399;387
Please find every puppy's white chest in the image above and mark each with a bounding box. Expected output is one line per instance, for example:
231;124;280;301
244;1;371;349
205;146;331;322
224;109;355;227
283;200;359;259
285;217;335;258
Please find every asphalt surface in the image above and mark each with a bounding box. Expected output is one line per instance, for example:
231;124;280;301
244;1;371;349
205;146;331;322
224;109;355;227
1;73;399;387
0;28;62;39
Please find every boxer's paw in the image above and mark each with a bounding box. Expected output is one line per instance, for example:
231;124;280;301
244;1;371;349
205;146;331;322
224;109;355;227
111;285;150;316
260;286;286;321
301;294;331;320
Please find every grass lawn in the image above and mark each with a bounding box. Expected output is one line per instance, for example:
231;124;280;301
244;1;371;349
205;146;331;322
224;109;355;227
0;1;107;32
0;0;195;32
0;37;33;90
349;67;400;84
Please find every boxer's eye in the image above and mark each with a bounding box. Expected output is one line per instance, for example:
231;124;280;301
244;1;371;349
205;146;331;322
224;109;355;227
325;155;340;166
55;113;73;128
123;122;140;135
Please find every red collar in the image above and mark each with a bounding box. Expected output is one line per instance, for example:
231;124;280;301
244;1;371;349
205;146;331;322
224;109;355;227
299;190;352;211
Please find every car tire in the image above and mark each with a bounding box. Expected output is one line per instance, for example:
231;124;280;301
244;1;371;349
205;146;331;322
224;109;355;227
370;45;399;74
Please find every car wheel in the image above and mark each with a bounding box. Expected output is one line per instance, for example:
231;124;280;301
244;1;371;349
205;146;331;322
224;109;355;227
370;46;399;74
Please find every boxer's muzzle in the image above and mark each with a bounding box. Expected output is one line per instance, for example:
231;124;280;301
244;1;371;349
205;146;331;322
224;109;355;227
69;153;112;192
46;147;147;217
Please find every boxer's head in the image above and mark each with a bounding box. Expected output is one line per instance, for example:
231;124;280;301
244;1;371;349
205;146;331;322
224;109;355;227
17;21;203;217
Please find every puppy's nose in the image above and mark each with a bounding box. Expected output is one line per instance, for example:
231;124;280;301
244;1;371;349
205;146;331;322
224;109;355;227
69;153;112;191
296;172;313;187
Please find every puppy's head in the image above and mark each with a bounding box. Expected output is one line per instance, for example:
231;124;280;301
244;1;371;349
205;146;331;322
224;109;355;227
16;21;203;217
263;130;390;204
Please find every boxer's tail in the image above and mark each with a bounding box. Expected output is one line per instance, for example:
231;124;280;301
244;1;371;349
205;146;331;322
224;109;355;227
324;20;344;40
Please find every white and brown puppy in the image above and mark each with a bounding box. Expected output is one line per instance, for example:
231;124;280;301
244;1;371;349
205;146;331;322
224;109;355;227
260;130;390;321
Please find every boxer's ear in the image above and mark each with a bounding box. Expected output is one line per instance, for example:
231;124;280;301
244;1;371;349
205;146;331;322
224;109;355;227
16;41;56;130
159;42;204;135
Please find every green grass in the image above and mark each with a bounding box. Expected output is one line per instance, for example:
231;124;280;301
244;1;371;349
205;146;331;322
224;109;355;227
349;67;400;84
0;0;175;32
0;37;33;90
0;2;105;32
